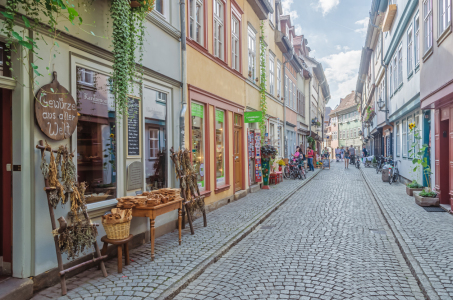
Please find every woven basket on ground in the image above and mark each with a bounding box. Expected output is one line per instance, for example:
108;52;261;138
103;220;131;240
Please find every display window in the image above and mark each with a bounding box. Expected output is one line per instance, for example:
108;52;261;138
191;102;206;191
215;109;225;186
76;67;116;203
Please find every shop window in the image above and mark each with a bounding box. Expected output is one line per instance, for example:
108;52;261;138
215;109;226;186
76;67;116;203
0;42;11;77
144;88;167;190
192;102;206;191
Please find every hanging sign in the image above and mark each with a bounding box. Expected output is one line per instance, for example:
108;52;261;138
244;111;263;123
127;97;141;157
35;72;78;140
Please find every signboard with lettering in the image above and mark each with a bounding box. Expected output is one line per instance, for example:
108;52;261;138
244;111;263;123
127;161;143;190
35;72;78;140
127;97;141;157
322;158;330;169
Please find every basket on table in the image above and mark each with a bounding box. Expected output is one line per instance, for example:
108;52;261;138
102;208;132;240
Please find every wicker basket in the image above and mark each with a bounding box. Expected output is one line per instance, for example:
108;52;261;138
103;220;131;240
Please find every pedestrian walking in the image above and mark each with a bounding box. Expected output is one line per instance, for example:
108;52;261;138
340;146;345;161
349;145;356;165
335;147;340;162
344;146;350;169
322;147;330;160
362;146;368;164
306;146;314;171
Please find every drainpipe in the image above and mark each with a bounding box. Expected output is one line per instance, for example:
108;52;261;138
308;76;312;147
380;29;393;156
283;59;290;158
180;0;187;150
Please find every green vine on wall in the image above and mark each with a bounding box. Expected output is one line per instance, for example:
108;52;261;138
259;20;267;144
110;0;154;117
1;0;101;101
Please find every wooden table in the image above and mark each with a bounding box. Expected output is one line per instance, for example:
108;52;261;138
132;199;183;261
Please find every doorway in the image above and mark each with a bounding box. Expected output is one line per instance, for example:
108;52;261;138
439;120;450;204
234;114;243;192
0;88;12;276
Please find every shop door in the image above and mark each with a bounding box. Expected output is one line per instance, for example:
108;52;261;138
440;120;450;204
0;89;12;276
234;115;243;192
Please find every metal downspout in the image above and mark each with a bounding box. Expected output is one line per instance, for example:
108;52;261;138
308;76;312;146
283;59;289;158
180;0;187;150
380;28;393;155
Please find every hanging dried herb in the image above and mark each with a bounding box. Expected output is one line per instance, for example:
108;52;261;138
54;222;98;260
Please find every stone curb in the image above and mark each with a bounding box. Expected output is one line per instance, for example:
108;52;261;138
157;169;322;300
360;167;439;300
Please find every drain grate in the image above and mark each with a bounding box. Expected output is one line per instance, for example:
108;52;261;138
370;229;387;235
260;225;275;229
422;206;446;212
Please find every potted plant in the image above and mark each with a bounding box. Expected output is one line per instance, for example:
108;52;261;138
406;180;424;196
277;159;285;172
408;122;439;206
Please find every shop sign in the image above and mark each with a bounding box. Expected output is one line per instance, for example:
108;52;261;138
192;103;204;118
127;161;143;190
244;111;263;123
127;97;141;157
35;72;78;140
215;110;224;122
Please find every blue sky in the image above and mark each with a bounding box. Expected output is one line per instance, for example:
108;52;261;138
282;0;372;108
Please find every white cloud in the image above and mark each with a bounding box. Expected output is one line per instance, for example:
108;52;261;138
282;0;299;20
315;0;340;16
355;17;369;35
335;45;350;51
295;24;302;35
319;50;361;106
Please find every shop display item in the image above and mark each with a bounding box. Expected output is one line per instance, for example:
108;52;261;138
102;208;132;240
36;140;107;296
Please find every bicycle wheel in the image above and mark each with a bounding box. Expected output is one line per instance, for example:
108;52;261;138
302;168;307;179
389;175;393;185
284;167;290;179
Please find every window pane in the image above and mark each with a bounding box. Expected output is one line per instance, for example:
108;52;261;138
215;110;225;186
76;67;117;203
192;103;205;191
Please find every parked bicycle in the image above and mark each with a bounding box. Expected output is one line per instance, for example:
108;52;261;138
389;160;401;185
375;156;386;174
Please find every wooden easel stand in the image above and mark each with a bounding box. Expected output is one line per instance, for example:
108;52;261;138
37;141;108;295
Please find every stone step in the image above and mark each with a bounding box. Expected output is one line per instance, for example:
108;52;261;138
0;277;33;300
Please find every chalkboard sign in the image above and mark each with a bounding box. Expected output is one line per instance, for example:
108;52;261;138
322;158;330;169
127;97;141;157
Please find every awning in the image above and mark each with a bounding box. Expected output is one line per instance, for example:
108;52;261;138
389;93;420;122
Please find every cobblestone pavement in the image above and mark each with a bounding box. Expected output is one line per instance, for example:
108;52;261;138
33;169;319;300
362;166;453;300
175;163;424;300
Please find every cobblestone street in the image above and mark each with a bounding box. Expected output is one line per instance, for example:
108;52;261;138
175;163;423;300
34;161;453;300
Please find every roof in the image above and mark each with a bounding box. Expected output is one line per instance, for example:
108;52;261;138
329;91;357;116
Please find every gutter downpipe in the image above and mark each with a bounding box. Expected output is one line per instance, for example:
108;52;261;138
180;0;187;150
308;75;312;148
380;27;393;150
283;57;290;158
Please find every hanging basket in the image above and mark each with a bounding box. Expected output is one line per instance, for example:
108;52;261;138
103;220;131;240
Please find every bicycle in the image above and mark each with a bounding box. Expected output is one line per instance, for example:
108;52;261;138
376;156;386;174
389;160;401;185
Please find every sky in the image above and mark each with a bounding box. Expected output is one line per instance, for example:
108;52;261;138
281;0;372;109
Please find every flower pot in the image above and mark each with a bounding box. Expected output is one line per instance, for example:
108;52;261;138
278;166;282;172
414;191;440;207
406;187;423;197
130;0;140;7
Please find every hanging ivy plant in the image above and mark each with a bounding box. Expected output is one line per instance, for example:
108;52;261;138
110;0;154;117
259;20;267;144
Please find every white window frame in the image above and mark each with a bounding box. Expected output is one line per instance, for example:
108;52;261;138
231;16;240;71
393;56;398;93
269;0;274;25
423;0;433;53
189;0;204;45
415;12;420;66
407;116;414;158
277;61;281;97
248;27;256;80
439;0;451;35
149;128;159;159
77;68;94;86
389;62;393;95
214;0;224;60
402;119;407;158
396;122;400;157
269;55;275;95
397;44;403;86
292;82;296;109
407;25;413;75
288;79;292;108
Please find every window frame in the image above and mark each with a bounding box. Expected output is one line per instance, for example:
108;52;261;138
269;54;275;95
396;122;400;157
397;43;403;86
248;26;257;80
402;119;407;158
423;0;433;54
149;128;160;159
414;11;420;67
438;0;451;36
407;24;413;76
231;15;240;72
276;61;281;98
214;108;228;188
188;0;207;47
213;0;226;61
190;101;209;193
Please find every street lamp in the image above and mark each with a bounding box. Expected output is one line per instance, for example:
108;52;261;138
377;97;388;113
